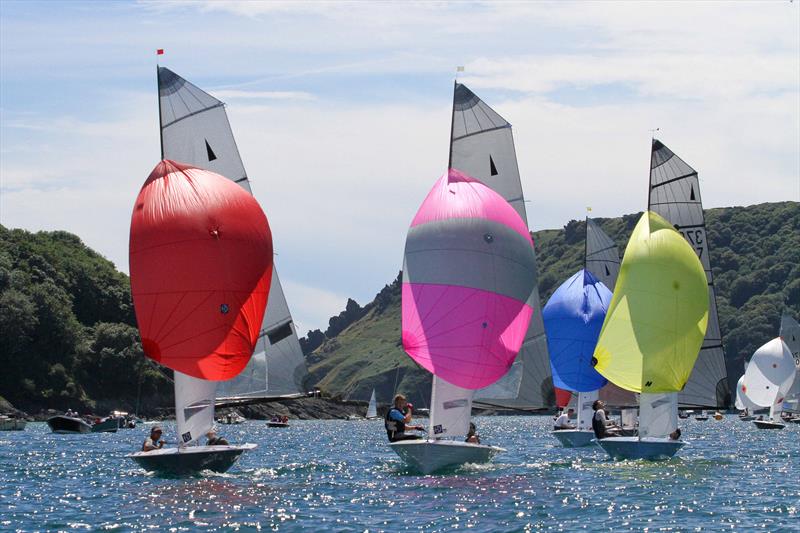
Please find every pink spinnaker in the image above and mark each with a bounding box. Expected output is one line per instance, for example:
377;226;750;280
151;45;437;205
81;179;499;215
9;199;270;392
401;169;536;390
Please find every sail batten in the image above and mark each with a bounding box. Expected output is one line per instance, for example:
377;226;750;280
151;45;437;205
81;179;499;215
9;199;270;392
158;67;308;396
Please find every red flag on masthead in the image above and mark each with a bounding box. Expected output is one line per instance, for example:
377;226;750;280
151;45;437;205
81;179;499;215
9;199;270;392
156;49;164;55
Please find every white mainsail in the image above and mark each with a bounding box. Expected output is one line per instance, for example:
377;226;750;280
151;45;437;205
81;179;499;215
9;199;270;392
366;389;378;419
449;82;553;411
174;371;217;446
429;376;474;439
639;393;678;439
648;139;729;408
157;67;309;398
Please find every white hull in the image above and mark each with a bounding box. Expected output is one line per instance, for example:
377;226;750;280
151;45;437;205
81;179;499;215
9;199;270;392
388;439;504;474
128;443;256;475
596;436;684;461
551;429;595;448
753;420;785;430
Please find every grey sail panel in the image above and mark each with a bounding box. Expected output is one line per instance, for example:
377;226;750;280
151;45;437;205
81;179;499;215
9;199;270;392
158;67;308;396
158;67;249;188
449;83;553;410
450;83;527;225
648;139;729;408
585;218;620;291
780;313;800;405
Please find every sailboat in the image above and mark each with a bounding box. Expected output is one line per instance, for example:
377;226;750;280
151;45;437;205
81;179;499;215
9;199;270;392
647;140;730;409
366;389;379;419
391;163;538;473
126;160;266;474
544;219;614;448
446;82;553;412
152;67;310;410
740;337;796;429
593;207;709;460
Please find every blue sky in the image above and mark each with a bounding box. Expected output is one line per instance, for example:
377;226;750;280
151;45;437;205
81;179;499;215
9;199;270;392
1;1;798;334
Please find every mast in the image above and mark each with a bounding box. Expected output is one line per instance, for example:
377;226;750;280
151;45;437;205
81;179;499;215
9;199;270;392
156;66;164;160
447;79;457;169
583;216;588;272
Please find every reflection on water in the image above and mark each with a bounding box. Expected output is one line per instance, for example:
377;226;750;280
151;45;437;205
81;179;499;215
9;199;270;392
1;416;798;531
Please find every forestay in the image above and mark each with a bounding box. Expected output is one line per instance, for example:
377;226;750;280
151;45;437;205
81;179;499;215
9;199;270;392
648;140;729;408
158;67;308;395
449;83;553;410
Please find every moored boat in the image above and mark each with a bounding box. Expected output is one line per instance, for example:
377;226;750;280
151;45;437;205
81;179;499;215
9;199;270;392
0;415;27;431
47;415;91;434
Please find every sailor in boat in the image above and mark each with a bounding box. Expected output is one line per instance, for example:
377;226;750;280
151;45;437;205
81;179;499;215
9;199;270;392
206;430;229;446
554;408;576;431
141;426;165;452
669;428;682;440
385;394;424;442
591;400;620;439
465;422;480;444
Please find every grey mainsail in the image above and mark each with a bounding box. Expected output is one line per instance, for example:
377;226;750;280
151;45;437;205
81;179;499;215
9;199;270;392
780;313;800;408
449;82;553;410
585;218;637;407
648;139;729;408
158;67;308;397
585;218;620;291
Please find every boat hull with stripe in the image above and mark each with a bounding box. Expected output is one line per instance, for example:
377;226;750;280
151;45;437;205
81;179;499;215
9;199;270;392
388;439;504;474
128;444;256;475
596;436;684;461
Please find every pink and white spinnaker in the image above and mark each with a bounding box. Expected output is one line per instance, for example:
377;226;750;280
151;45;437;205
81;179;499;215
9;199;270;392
401;169;538;390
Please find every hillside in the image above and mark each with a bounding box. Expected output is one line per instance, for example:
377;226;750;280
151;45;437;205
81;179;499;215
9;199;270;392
303;201;800;406
0;226;172;414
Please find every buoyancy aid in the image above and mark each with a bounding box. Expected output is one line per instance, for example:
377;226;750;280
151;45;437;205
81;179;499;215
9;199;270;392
385;407;406;441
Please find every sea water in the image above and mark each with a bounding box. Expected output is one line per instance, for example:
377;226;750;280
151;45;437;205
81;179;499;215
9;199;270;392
1;415;797;531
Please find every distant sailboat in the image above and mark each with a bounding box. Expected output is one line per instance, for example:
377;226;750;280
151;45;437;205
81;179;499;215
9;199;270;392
366;389;378;420
154;67;310;407
648;140;730;409
447;83;553;411
593;209;709;460
544;218;614;448
742;338;796;429
391;166;537;473
127;161;266;474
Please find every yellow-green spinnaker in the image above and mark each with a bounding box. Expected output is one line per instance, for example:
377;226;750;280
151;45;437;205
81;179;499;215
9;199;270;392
592;211;709;393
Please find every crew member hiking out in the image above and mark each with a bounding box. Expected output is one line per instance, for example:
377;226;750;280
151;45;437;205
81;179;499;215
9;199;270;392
385;394;424;442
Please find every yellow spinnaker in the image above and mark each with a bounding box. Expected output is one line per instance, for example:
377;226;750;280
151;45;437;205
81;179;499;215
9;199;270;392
593;211;709;393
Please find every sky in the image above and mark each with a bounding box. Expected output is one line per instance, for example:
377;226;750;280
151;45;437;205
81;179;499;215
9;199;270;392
1;1;798;335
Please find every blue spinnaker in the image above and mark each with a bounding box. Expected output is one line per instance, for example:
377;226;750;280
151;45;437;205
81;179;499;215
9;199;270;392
543;269;612;392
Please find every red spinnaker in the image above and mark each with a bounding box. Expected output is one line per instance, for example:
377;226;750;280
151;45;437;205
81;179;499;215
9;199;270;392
129;160;272;380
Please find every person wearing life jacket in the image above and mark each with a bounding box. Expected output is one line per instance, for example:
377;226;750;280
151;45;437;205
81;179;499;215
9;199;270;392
385;394;424;442
591;400;619;439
